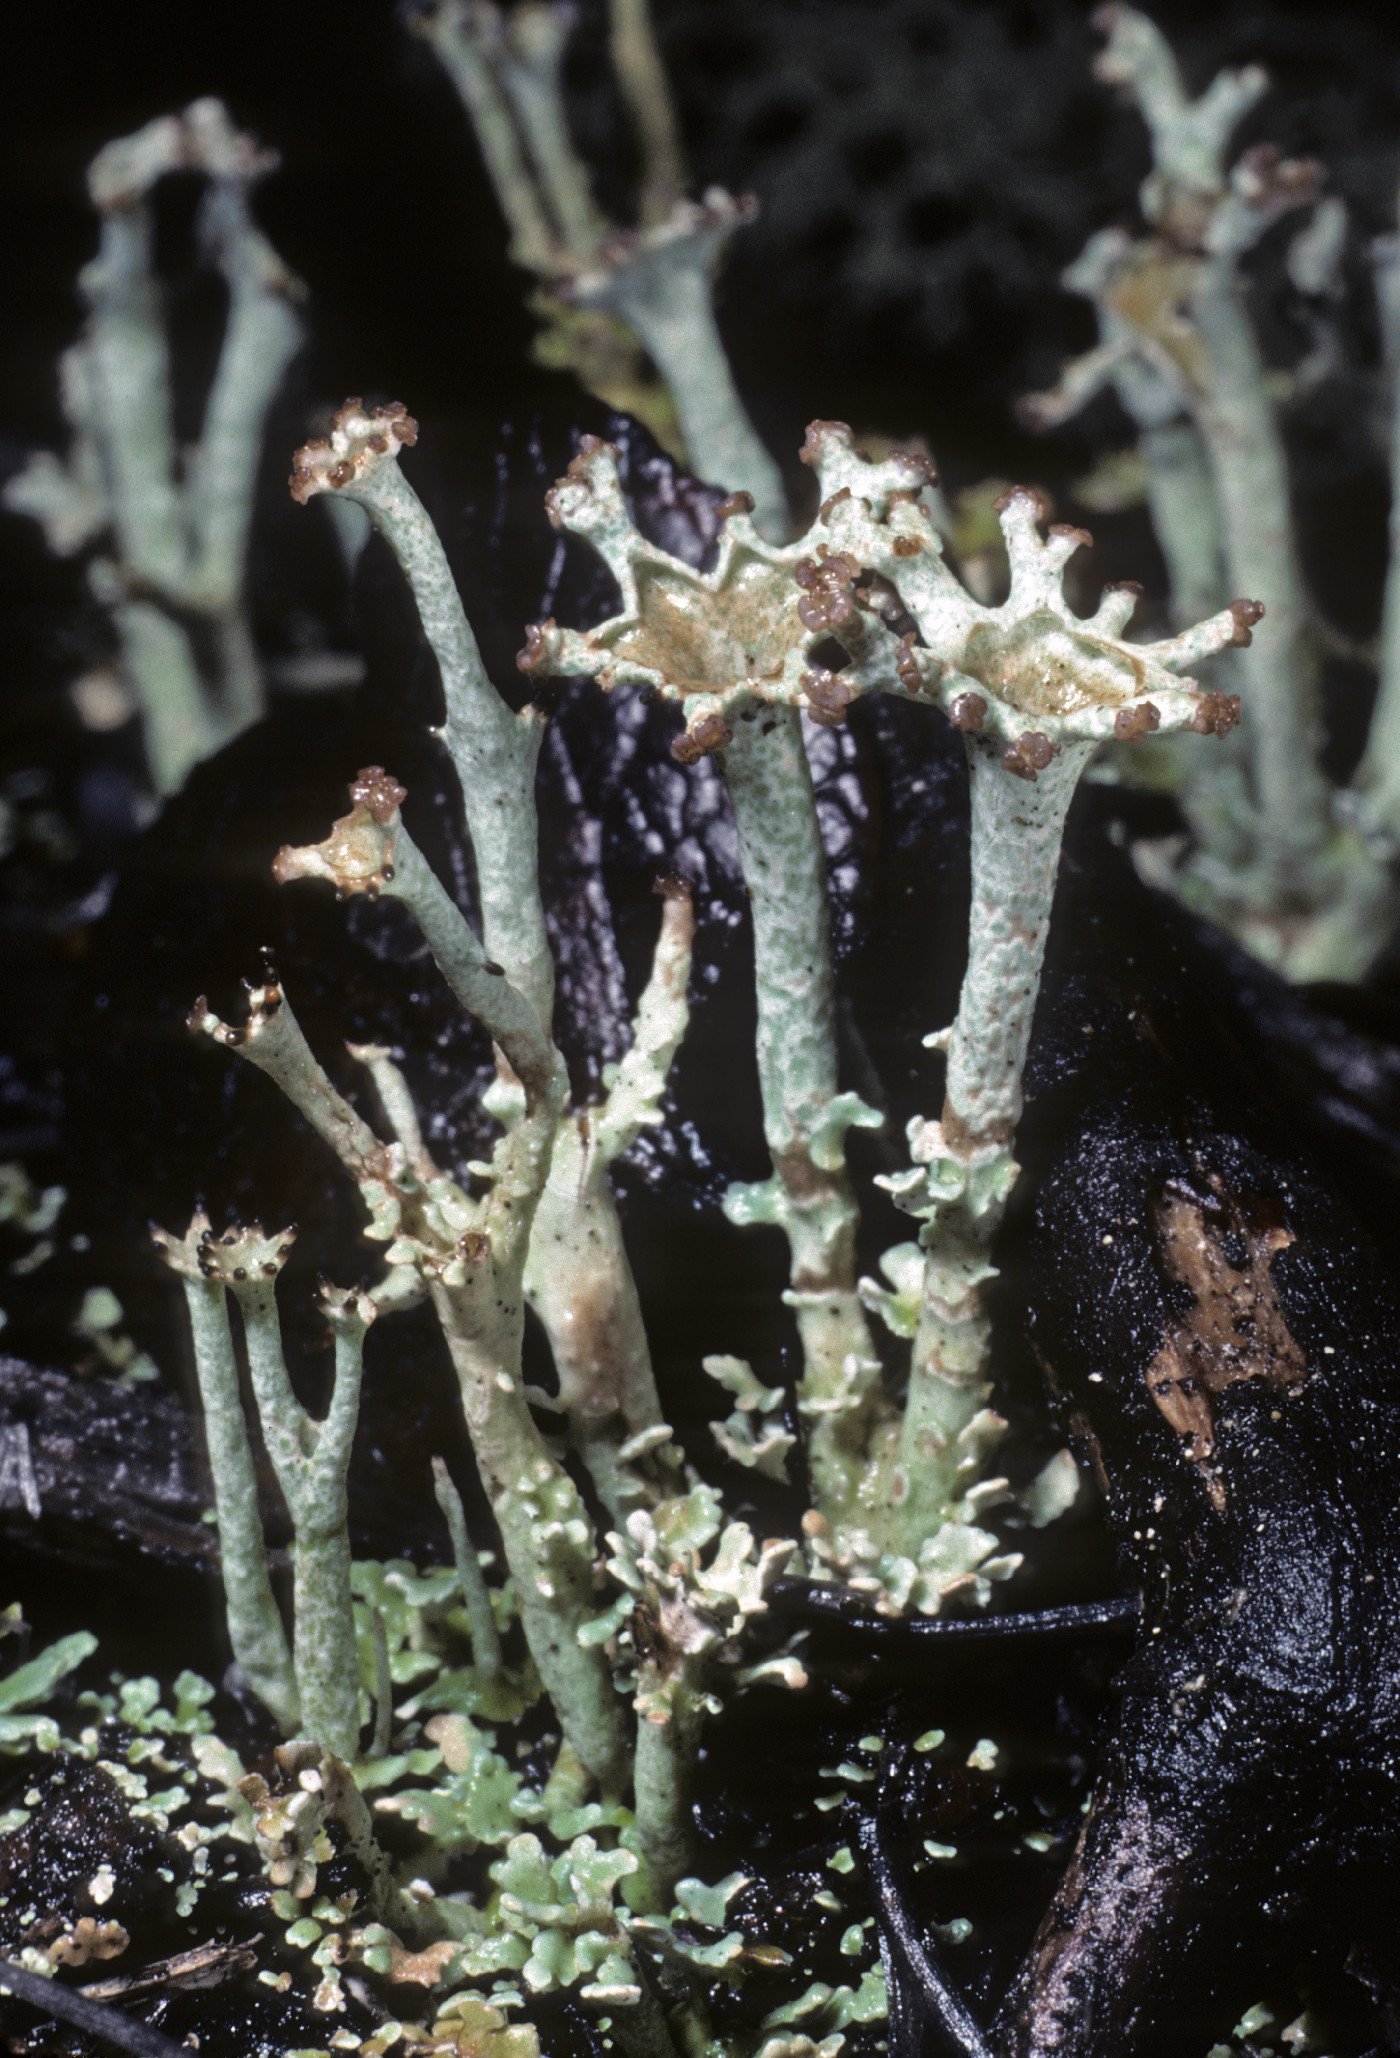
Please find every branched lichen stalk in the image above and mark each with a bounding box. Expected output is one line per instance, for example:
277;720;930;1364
290;403;550;1021
1022;7;1394;980
264;762;628;1791
405;0;775;508
198;1227;369;1762
291;408;688;1530
151;1214;300;1735
569;197;788;540
3;100;304;796
495;4;610;266
525;424;1255;1610
410;1;560;273
523;880;695;1522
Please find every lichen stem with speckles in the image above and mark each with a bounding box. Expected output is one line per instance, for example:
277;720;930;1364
895;740;1092;1549
719;709;894;1526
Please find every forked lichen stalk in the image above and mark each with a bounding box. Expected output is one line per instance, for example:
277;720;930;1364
151;1214;300;1734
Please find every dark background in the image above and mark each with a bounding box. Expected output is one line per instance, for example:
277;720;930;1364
6;0;1400;517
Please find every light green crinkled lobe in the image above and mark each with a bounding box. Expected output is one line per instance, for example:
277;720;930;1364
489;1832;643;2002
384;1726;523;1854
704;1354;795;1481
0;1631;97;1751
858;1243;923;1341
673;1871;750;1928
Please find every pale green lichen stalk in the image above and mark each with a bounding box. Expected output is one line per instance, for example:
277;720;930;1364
197;1223;369;1763
198;779;626;1791
3;100;304;796
585;1485;798;1903
523;435;898;1551
526;424;1254;1608
289;404;689;1526
151;1213;301;1736
406;0;787;534
522;876;696;1525
1021;5;1394;982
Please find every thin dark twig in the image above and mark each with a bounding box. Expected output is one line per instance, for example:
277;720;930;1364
854;1773;993;2058
0;1957;189;2058
770;1579;1141;1643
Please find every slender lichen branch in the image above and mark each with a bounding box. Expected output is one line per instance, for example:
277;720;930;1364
3;99;304;795
291;403;551;1021
151;1212;300;1735
187;955;405;1246
608;0;687;227
1021;6;1395;981
273;766;556;1111
432;1455;504;1684
405;2;781;521
194;1225;369;1761
524;878;696;1524
586;1488;797;1904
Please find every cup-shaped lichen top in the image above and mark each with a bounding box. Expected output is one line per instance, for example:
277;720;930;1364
289;401;419;505
522;424;1257;767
